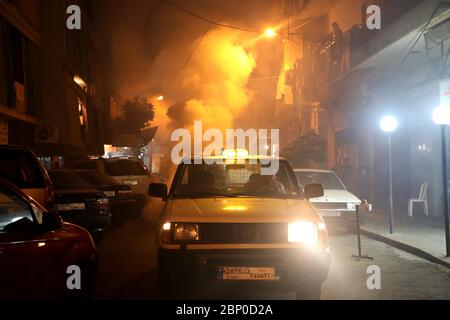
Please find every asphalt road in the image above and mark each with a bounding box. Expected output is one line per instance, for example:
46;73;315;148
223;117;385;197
95;198;450;300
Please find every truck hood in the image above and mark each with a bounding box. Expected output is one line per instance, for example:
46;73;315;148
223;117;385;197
168;197;320;223
310;190;360;203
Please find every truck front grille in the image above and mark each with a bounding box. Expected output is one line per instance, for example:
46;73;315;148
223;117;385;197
199;223;288;244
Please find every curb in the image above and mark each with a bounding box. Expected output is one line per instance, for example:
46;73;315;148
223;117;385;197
360;228;450;269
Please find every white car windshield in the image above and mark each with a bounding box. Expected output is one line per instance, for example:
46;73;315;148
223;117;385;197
295;171;346;190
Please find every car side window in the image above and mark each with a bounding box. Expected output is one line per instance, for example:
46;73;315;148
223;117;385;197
0;150;45;188
0;188;34;232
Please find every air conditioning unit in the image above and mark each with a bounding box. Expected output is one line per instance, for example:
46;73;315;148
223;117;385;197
35;125;60;144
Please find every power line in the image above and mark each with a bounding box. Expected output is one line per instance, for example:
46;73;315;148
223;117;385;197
171;10;253;78
160;0;260;33
172;24;211;77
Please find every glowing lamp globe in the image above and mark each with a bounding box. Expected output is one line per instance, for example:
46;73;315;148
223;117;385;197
432;105;450;125
380;116;398;133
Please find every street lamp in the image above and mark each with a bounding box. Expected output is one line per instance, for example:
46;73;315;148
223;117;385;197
264;28;277;38
432;105;450;257
380;115;398;234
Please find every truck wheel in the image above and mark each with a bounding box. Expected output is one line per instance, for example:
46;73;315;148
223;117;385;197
295;281;322;300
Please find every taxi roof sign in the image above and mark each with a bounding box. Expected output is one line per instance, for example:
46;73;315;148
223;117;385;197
222;149;249;158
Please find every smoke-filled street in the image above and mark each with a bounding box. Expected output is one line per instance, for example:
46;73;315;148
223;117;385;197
2;0;450;308
94;200;450;300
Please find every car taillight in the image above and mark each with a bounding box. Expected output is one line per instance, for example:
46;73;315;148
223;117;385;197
95;198;110;211
44;177;54;211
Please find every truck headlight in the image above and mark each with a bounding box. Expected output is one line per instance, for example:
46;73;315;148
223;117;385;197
288;221;318;244
160;222;172;243
174;223;200;242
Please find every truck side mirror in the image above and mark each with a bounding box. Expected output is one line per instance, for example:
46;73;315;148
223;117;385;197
148;183;168;201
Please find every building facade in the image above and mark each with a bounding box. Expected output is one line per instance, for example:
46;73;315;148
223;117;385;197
0;0;111;166
276;0;450;219
320;0;448;219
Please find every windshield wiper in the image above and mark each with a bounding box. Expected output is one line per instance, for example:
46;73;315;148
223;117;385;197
229;192;263;197
175;191;230;197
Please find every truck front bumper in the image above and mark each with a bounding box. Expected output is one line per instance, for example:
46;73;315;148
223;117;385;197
158;247;331;292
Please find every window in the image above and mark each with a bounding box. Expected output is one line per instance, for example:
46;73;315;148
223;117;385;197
295;171;346;190
174;160;302;198
71;161;98;170
48;171;92;190
0;18;40;115
0;188;33;232
0;149;45;188
77;170;118;185
0;18;8;106
105;161;148;176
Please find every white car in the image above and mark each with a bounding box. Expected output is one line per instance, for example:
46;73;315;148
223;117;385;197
294;169;363;224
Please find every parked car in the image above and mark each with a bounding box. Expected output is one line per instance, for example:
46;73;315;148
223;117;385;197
64;158;151;204
0;145;54;210
48;170;112;236
0;177;97;299
150;150;330;299
75;169;137;222
294;169;363;226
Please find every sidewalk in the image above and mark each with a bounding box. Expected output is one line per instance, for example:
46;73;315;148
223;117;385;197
360;213;450;268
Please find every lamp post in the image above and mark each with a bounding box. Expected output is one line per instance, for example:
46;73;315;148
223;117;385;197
432;105;450;257
380;116;398;234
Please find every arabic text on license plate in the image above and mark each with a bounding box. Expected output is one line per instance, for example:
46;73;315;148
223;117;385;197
57;203;85;211
219;267;275;281
104;191;115;197
320;211;342;217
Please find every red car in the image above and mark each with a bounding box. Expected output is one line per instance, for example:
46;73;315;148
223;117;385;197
0;177;97;299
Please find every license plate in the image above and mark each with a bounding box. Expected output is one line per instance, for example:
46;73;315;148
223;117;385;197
124;180;138;186
320;211;342;217
57;203;85;211
104;191;115;197
218;267;275;281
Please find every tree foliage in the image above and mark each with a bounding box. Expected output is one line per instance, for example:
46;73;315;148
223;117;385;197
115;99;155;135
283;131;326;167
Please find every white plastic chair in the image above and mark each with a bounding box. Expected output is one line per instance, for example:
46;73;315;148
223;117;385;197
408;182;429;217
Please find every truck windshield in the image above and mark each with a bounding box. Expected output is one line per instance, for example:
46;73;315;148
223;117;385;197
173;160;302;198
